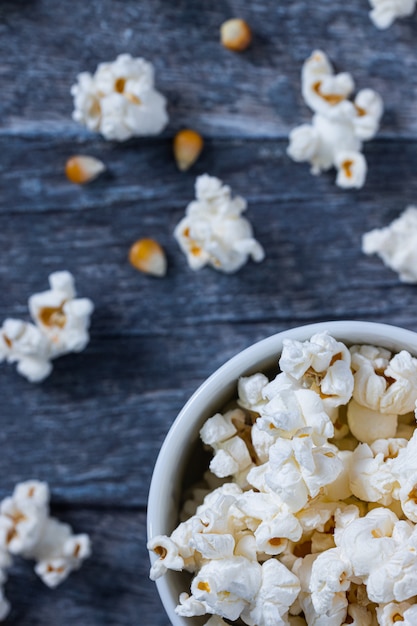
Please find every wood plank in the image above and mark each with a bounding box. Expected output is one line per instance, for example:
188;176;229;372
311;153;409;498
0;0;417;138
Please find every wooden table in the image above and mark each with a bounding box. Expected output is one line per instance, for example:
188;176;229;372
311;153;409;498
1;1;416;624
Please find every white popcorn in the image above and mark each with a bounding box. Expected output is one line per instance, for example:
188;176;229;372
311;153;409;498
363;206;417;284
0;272;94;382
147;535;185;580
351;344;417;414
203;616;229;626
265;433;343;512
149;334;417;623
34;524;91;588
241;559;301;626
191;557;262;621
238;373;270;414
174;174;265;274
377;601;417;625
349;440;406;504
310;548;353;615
347;401;398;444
278;333;354;411
71;54;168;141
29;271;93;357
369;0;416;29
257;388;335;444
336;508;399;578
0;319;52;382
288;50;383;189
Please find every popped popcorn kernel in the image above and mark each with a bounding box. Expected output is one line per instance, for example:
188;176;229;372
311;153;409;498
174;174;264;274
369;0;416;29
71;54;168;141
65;155;106;184
288;50;383;189
173;129;204;171
129;238;167;277
363;207;417;284
220;19;252;51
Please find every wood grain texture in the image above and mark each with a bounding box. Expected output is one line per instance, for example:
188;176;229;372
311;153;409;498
1;0;417;623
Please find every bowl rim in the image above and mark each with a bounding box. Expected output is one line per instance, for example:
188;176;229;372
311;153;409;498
147;320;417;626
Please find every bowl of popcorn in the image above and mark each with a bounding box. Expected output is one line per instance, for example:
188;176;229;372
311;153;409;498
147;321;417;626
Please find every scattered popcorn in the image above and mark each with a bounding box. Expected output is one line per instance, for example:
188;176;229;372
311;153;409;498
71;54;168;141
174;174;265;273
0;480;90;619
369;0;416;29
362;206;417;283
173;129;204;171
0;272;93;382
65;155;106;184
129;238;167;277
288;50;383;189
220;18;252;52
148;335;417;624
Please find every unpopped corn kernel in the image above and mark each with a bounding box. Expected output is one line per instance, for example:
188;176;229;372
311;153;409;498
129;238;167;277
220;18;252;52
173;129;204;171
65;155;106;184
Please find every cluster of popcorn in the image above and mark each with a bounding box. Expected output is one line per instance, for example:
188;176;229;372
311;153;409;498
288;50;383;189
0;271;94;382
71;54;169;141
148;332;417;625
174;174;265;274
369;0;416;29
363;206;417;284
0;480;91;621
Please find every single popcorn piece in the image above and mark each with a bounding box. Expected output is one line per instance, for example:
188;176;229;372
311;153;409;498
0;318;52;382
350;344;417;414
376;601;417;625
174;174;265;274
0;272;94;382
0;480;90;609
362;206;417;284
369;0;416;29
309;548;353;616
71;53;168;141
288;50;383;189
347;401;398;444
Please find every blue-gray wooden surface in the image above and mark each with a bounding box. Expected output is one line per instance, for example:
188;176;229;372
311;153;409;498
1;1;417;624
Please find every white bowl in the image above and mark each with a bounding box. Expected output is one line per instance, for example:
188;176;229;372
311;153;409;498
147;320;417;626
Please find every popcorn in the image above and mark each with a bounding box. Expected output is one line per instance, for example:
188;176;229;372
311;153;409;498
241;559;301;626
0;272;94;382
174;174;265;274
190;557;262;621
288;51;383;189
310;548;353;615
71;54;168;141
363;206;417;284
149;334;417;623
278;332;354;412
376;601;417;625
0;480;90;619
369;0;416;29
350;344;417;414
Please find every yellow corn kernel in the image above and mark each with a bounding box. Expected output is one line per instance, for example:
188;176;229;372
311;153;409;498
129;239;167;277
65;155;106;184
173;129;204;171
220;18;252;52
